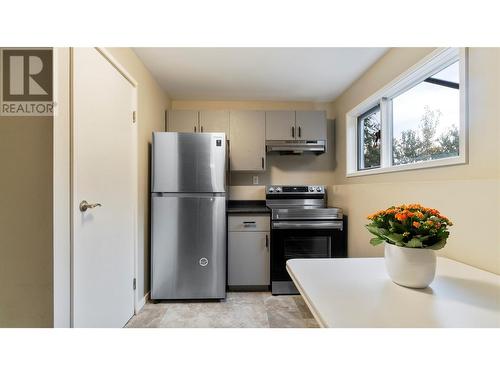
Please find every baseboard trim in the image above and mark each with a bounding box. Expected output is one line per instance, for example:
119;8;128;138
136;292;150;313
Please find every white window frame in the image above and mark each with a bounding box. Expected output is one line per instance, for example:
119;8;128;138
357;104;382;171
346;48;468;177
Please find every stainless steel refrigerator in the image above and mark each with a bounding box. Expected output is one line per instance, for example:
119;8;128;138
151;132;226;300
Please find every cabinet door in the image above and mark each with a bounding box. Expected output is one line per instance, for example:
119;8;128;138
228;231;270;286
229;111;266;171
199;110;230;139
295;111;327;140
265;111;295;140
167;110;199;133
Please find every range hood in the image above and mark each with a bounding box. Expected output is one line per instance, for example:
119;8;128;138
266;140;326;155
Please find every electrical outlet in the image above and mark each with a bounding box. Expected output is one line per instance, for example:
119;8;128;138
252;176;259;185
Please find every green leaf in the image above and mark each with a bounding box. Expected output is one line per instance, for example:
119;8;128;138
427;238;448;250
405;237;423;248
389;220;405;232
370;237;385;246
415;235;431;242
365;224;379;236
366;224;388;236
436;231;450;240
385;233;405;246
366;224;383;236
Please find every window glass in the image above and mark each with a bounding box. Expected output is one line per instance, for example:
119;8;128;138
358;105;381;170
392;61;460;165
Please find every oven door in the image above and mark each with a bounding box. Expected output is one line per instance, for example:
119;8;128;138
270;220;343;283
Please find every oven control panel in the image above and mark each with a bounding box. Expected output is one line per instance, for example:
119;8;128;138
267;185;325;194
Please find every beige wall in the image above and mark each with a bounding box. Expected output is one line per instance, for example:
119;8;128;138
329;48;500;274
106;48;170;301
171;100;334;187
0;116;53;327
2;48;165;327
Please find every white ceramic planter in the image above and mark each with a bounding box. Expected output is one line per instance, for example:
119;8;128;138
384;242;437;288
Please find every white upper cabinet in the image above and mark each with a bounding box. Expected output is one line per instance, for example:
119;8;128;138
229;111;266;171
265;111;296;140
167;109;327;168
265;110;327;141
167;110;230;138
167;110;199;133
199;110;230;138
295;110;327;140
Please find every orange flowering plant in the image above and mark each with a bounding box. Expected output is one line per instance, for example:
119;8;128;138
366;204;452;249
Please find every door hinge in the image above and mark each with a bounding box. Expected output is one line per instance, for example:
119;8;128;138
133;278;136;290
132;111;137;124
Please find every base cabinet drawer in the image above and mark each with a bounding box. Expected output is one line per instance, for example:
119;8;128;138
228;215;270;232
228;231;270;286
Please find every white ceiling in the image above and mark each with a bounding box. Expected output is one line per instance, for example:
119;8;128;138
133;48;389;102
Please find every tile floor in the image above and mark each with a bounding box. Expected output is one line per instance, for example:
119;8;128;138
126;292;319;328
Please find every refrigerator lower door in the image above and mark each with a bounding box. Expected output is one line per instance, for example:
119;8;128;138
151;193;226;300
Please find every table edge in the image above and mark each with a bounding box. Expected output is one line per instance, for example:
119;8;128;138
286;262;328;328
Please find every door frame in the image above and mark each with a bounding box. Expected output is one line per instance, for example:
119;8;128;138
53;47;139;327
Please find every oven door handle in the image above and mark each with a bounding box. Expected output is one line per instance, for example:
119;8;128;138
274;215;342;220
272;221;343;230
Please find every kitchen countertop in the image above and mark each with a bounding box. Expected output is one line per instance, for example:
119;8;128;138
286;257;500;328
226;200;270;214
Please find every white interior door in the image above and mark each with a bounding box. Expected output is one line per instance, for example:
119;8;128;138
72;48;136;328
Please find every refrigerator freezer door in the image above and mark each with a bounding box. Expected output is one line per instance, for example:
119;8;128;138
151;194;226;299
152;132;226;193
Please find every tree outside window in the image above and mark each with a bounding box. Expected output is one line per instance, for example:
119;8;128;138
358;106;381;170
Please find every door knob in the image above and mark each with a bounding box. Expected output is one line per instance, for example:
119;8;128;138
79;200;102;212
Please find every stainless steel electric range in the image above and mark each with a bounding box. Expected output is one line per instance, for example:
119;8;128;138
266;185;347;295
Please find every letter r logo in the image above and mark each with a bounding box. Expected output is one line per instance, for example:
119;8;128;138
2;49;52;102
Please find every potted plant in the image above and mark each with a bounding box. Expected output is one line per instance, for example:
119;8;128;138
366;204;453;288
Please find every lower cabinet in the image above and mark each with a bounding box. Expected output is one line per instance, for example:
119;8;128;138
228;214;270;288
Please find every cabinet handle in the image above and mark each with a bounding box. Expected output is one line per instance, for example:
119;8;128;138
292;126;295;138
201;126;204;132
194;126;197;132
243;221;256;224
298;126;302;138
265;234;269;250
261;157;264;169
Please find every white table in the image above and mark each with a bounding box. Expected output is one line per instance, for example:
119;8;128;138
286;257;500;328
